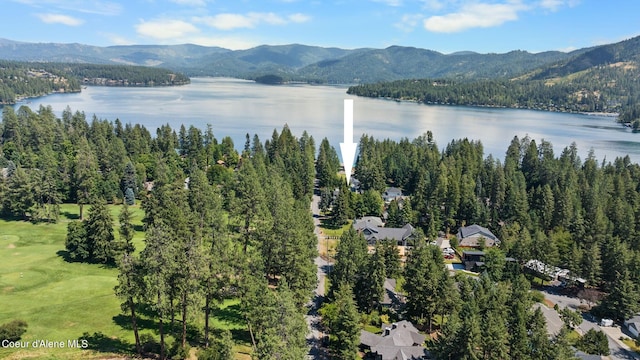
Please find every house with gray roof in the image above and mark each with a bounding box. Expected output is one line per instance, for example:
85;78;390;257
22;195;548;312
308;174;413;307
354;216;385;231
456;224;500;248
359;223;415;247
360;320;429;359
383;187;404;203
624;315;640;338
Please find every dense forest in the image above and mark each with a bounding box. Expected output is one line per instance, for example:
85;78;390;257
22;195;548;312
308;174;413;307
347;61;640;123
1;104;640;358
0;60;189;105
348;36;640;126
0;105;316;358
0;60;80;105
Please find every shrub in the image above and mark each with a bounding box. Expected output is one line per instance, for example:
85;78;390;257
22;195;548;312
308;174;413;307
530;290;545;303
576;329;610;355
0;320;28;342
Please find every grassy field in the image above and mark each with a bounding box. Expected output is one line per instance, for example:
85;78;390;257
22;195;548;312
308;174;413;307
0;203;248;360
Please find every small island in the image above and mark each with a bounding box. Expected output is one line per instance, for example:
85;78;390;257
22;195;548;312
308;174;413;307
254;74;285;85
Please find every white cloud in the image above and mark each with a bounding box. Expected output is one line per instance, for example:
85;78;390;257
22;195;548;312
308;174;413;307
136;19;199;40
395;13;424;32
14;0;121;16
424;2;528;33
372;0;403;6
539;0;580;11
194;12;311;31
169;0;206;6
36;13;84;26
288;13;312;23
421;0;447;11
102;32;134;45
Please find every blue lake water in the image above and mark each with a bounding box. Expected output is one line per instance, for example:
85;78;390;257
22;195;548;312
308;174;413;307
12;77;640;163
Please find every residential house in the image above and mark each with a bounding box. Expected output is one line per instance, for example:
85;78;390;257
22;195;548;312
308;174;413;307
360;320;429;360
354;216;385;231
359;223;415;247
462;250;485;271
380;278;406;309
383;187;404;203
624;315;640;338
456;224;500;248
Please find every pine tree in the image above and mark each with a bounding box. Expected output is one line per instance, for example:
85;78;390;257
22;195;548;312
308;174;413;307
404;244;445;331
329;227;368;297
118;204;135;256
114;253;144;355
329;283;360;360
74;137;99;220
65;221;89;261
355;244;386;313
85;199;116;263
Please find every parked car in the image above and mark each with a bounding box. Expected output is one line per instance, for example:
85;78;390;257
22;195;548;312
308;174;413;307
600;318;613;327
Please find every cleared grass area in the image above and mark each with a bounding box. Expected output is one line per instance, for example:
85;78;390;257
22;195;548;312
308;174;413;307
319;220;352;238
622;338;640;353
0;204;248;360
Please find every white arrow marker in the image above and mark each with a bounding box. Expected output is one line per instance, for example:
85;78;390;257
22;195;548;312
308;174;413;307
340;99;357;185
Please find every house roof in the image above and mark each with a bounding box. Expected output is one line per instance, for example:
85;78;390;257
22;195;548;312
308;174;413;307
625;315;640;333
456;224;499;247
462;250;485;256
384;187;403;196
353;216;385;230
456;224;497;241
435;237;450;249
361;320;428;360
372;346;429;360
361;223;414;242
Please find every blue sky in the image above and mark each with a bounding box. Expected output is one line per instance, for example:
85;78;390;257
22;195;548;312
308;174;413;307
2;0;639;53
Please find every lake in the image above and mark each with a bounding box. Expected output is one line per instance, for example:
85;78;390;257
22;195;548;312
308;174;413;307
13;77;640;163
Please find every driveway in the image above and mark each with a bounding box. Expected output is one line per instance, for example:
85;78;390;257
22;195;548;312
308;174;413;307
541;289;639;360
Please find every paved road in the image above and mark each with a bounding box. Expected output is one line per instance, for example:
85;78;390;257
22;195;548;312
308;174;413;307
305;192;331;360
541;289;640;360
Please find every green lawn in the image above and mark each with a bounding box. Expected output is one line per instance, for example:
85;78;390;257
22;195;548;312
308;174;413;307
319;220;352;238
0;204;247;360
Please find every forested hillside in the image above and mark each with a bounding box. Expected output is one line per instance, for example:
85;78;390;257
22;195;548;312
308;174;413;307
0;60;189;105
0;60;80;104
347;36;640;125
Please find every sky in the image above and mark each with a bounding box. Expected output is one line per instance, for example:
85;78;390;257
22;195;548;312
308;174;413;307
2;0;639;54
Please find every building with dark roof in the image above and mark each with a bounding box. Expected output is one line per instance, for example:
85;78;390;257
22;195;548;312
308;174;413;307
456;224;500;248
360;320;429;359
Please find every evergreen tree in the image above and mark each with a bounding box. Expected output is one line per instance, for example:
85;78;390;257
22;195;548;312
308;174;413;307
404;244;445;331
118;204;135;255
85;199;117;263
355;244;386;313
2;166;33;219
329;283;360;360
599;268;639;322
65;221;89;261
74;137;99;220
329;227;368;297
114;253;144;355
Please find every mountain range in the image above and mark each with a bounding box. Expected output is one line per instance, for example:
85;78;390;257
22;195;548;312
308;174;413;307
2;36;640;85
0;37;605;84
